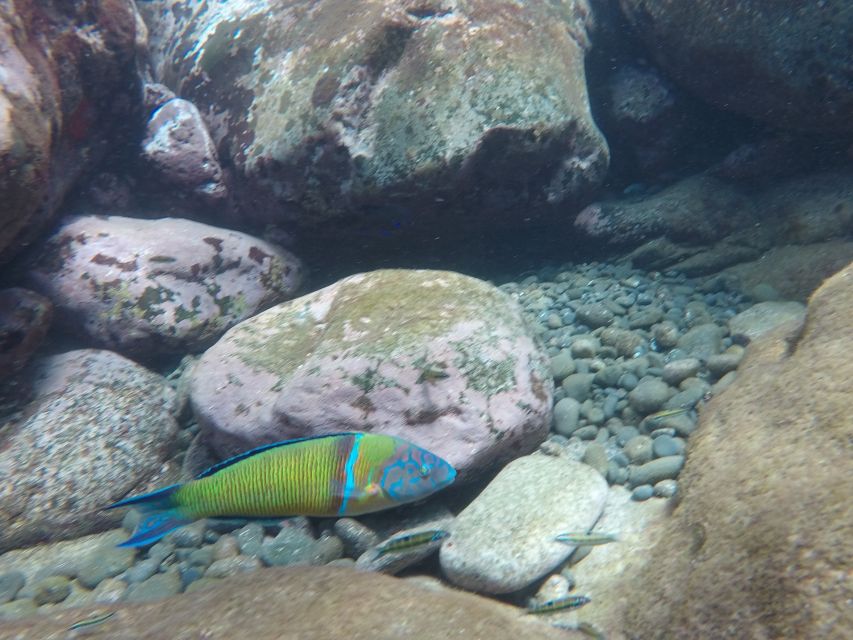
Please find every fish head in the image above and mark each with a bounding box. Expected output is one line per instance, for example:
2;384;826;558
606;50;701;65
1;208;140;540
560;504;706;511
379;440;456;503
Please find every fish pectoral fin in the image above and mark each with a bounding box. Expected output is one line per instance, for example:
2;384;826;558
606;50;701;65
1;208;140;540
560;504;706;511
118;510;192;548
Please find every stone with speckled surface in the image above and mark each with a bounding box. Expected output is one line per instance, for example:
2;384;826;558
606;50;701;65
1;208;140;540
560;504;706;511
0;350;178;553
190;269;553;478
439;452;608;594
29;215;302;357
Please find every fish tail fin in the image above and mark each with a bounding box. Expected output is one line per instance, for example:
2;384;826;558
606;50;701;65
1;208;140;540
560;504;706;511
104;484;191;548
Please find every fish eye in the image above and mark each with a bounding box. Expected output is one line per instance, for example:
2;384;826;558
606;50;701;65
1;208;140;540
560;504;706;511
419;464;431;477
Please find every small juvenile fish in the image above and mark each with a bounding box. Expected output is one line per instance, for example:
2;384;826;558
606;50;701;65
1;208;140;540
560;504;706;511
417;366;450;384
527;594;591;614
644;406;692;423
374;529;450;556
68;610;116;631
551;621;607;639
554;532;618;546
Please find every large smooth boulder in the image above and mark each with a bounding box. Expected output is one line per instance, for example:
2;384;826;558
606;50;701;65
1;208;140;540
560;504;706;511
622;261;853;638
138;0;607;232
619;0;853;132
191;269;553;478
0;1;144;264
0;565;576;639
0;350;178;553
29;215;302;357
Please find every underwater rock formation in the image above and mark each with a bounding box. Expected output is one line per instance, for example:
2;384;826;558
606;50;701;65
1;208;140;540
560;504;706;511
190;269;553;479
619;0;853;132
29;215;302;357
622;260;853;638
0;0;145;264
137;0;608;233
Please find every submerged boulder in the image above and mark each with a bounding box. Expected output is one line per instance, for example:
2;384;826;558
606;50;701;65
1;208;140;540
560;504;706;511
0;0;144;264
190;269;553;479
619;0;853;132
0;565;574;640
138;0;607;232
622;261;853;638
0;350;178;553
29;215;302;357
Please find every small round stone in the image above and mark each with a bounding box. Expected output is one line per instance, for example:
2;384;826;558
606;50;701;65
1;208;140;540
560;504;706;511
561;373;595;402
616;426;640;446
624;435;654;465
607;463;629;485
582;443;609;476
92;577;127;604
631;484;654;501
652;321;680;349
0;599;38;621
628;379;673;414
77;546;136;589
662;358;701;386
553;397;581;436
629;456;685;487
652;434;684;458
0;572;25;604
549;350;576;380
32;576;71;605
124;558;160;584
235;523;265;557
574;425;599;440
187;547;215;569
205;556;262;579
570;336;600;358
575;303;614;328
333;518;380;558
125;571;183;603
653;479;679;498
707;348;744;377
167;522;206;548
211;534;240;560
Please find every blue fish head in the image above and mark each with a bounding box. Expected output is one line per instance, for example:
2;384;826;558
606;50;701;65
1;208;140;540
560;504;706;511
380;440;457;503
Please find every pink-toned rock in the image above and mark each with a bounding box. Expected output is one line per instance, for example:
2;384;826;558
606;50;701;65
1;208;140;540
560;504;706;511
141;97;228;204
190;269;553;479
29;215;302;357
0;0;145;264
0;288;52;381
0;350;178;552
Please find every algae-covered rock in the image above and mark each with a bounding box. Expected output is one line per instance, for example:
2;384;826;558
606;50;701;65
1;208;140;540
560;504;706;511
191;269;553;478
139;0;607;231
29;215;302;357
622;261;853;638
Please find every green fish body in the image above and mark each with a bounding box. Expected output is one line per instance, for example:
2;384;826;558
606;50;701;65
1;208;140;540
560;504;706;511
554;532;618;546
527;594;591;614
106;432;456;547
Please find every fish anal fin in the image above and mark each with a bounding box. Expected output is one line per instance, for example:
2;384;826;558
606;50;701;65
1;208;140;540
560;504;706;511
118;510;192;548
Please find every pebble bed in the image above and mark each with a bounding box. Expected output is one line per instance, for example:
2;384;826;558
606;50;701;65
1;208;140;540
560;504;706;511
0;261;754;621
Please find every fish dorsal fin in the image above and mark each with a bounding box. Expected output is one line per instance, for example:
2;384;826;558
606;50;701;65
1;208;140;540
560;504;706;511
195;432;361;479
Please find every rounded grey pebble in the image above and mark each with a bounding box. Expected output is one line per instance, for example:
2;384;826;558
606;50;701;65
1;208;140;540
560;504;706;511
31;576;71;605
607;464;629;485
707;350;744;377
573;425;598;440
662;358;701;386
147;541;176;564
570;336;600;359
553;397;582;436
211;534;240;560
611;451;630;467
260;527;318;567
124;558;160;584
125;571;183;603
652;321;680;349
654;479;679;498
92;577;127;604
167;522;206;548
561;373;595;402
582;443;609;476
575;304;614;328
629;456;685;487
616;426;640;446
631;485;655;501
205;556;262;579
585;406;606;426
187;547;214;569
235;522;265;557
0;572;25;604
628;306;664;329
179;565;205;590
77;546;136;590
550;351;576;380
652;434;684;458
333;518;380;558
623;435;654;465
628;379;673;414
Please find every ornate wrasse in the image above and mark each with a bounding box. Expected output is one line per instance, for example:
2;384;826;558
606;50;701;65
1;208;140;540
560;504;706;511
105;432;456;548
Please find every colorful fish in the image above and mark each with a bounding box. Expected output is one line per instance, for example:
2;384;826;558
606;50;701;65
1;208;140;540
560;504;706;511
68;610;116;631
105;432;456;548
374;529;451;557
527;594;591;614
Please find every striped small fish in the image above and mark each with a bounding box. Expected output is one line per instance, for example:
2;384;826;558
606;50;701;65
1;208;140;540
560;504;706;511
68;610;116;631
527;594;591;614
374;529;451;557
106;432;456;548
554;532;618;546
